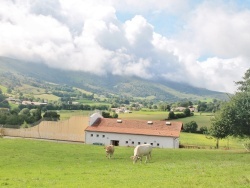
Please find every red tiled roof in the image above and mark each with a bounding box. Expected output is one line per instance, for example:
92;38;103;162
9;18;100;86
85;118;183;137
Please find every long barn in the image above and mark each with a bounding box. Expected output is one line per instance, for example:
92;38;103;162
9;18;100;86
85;113;183;148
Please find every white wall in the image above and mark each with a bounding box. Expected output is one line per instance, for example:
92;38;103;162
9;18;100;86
89;113;102;126
85;131;179;149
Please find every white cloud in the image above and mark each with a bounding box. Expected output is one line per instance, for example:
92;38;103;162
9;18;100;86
0;0;249;93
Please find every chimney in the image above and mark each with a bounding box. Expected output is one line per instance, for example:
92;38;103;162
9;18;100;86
166;122;171;125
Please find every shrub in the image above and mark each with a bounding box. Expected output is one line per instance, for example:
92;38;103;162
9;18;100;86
175;113;186;118
102;111;111;118
183;121;198;133
43;111;60;121
183;108;191;117
199;126;208;134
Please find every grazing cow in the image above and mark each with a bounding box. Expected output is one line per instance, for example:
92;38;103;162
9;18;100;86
105;145;114;159
130;144;152;164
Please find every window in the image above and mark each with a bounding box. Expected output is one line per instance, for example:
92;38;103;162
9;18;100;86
138;142;140;145
157;143;159;146
125;141;128;144
132;141;134;144
91;134;93;137
150;143;153;146
96;134;99;137
102;135;105;138
144;142;147;144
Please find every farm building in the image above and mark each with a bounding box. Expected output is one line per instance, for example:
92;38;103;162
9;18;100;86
85;113;183;149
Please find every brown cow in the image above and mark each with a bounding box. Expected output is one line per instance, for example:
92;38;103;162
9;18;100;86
104;145;114;159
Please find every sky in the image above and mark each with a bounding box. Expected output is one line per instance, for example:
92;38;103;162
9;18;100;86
1;0;250;94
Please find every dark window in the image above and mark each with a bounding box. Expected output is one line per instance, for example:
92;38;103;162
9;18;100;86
97;134;99;137
144;142;147;144
150;143;153;146
125;141;128;144
102;135;105;138
157;143;160;146
91;134;93;137
132;141;134;144
138;142;141;145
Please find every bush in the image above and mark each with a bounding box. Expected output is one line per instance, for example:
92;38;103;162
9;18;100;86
183;108;191;117
175;113;186;118
43;111;60;121
199;126;208;134
167;111;176;119
183;121;198;133
102;111;111;118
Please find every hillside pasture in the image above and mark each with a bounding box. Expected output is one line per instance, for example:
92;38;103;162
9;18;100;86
16;84;46;95
180;132;244;149
118;110;213;128
0;85;7;93
179;113;213;128
119;110;168;120
34;93;60;101
76;99;111;106
0;138;249;188
56;110;92;120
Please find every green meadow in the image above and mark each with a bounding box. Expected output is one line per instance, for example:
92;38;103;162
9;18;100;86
0;85;7;93
180;132;245;149
0;138;249;188
58;110;92;120
119;111;213;128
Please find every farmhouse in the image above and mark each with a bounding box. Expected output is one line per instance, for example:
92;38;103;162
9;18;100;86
85;113;183;149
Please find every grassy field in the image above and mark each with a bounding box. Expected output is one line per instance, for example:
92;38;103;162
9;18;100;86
180;132;245;149
179;113;213;128
76;99;111;106
119;111;213;128
0;85;7;93
59;109;212;129
0;138;249;188
119;110;168;120
34;93;60;101
58;110;92;120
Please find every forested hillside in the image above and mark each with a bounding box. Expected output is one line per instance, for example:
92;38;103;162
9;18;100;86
0;56;228;102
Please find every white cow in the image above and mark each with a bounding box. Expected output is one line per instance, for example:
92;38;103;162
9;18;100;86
104;145;115;159
130;144;152;164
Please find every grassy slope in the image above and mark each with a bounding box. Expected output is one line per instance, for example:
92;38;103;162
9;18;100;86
119;111;213;128
0;56;228;102
0;85;7;93
180;132;244;149
0;139;249;188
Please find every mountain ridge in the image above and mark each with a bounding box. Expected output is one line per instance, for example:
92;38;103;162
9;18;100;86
0;56;228;102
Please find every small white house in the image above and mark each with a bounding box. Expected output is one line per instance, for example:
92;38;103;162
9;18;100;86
85;113;183;149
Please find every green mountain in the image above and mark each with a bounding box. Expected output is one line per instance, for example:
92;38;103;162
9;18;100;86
0;56;229;102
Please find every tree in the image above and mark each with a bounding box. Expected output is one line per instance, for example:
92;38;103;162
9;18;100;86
209;69;250;148
102;111;111;118
183;108;191;117
30;108;42;121
183;121;198;133
210;110;231;148
112;112;118;118
235;68;250;92
197;102;207;112
18;108;30;116
199;126;208;134
167;111;175;119
43;111;60;121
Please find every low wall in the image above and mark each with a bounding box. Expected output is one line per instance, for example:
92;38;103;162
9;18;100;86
3;116;89;142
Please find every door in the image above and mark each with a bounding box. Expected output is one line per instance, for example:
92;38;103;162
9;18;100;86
111;140;119;146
